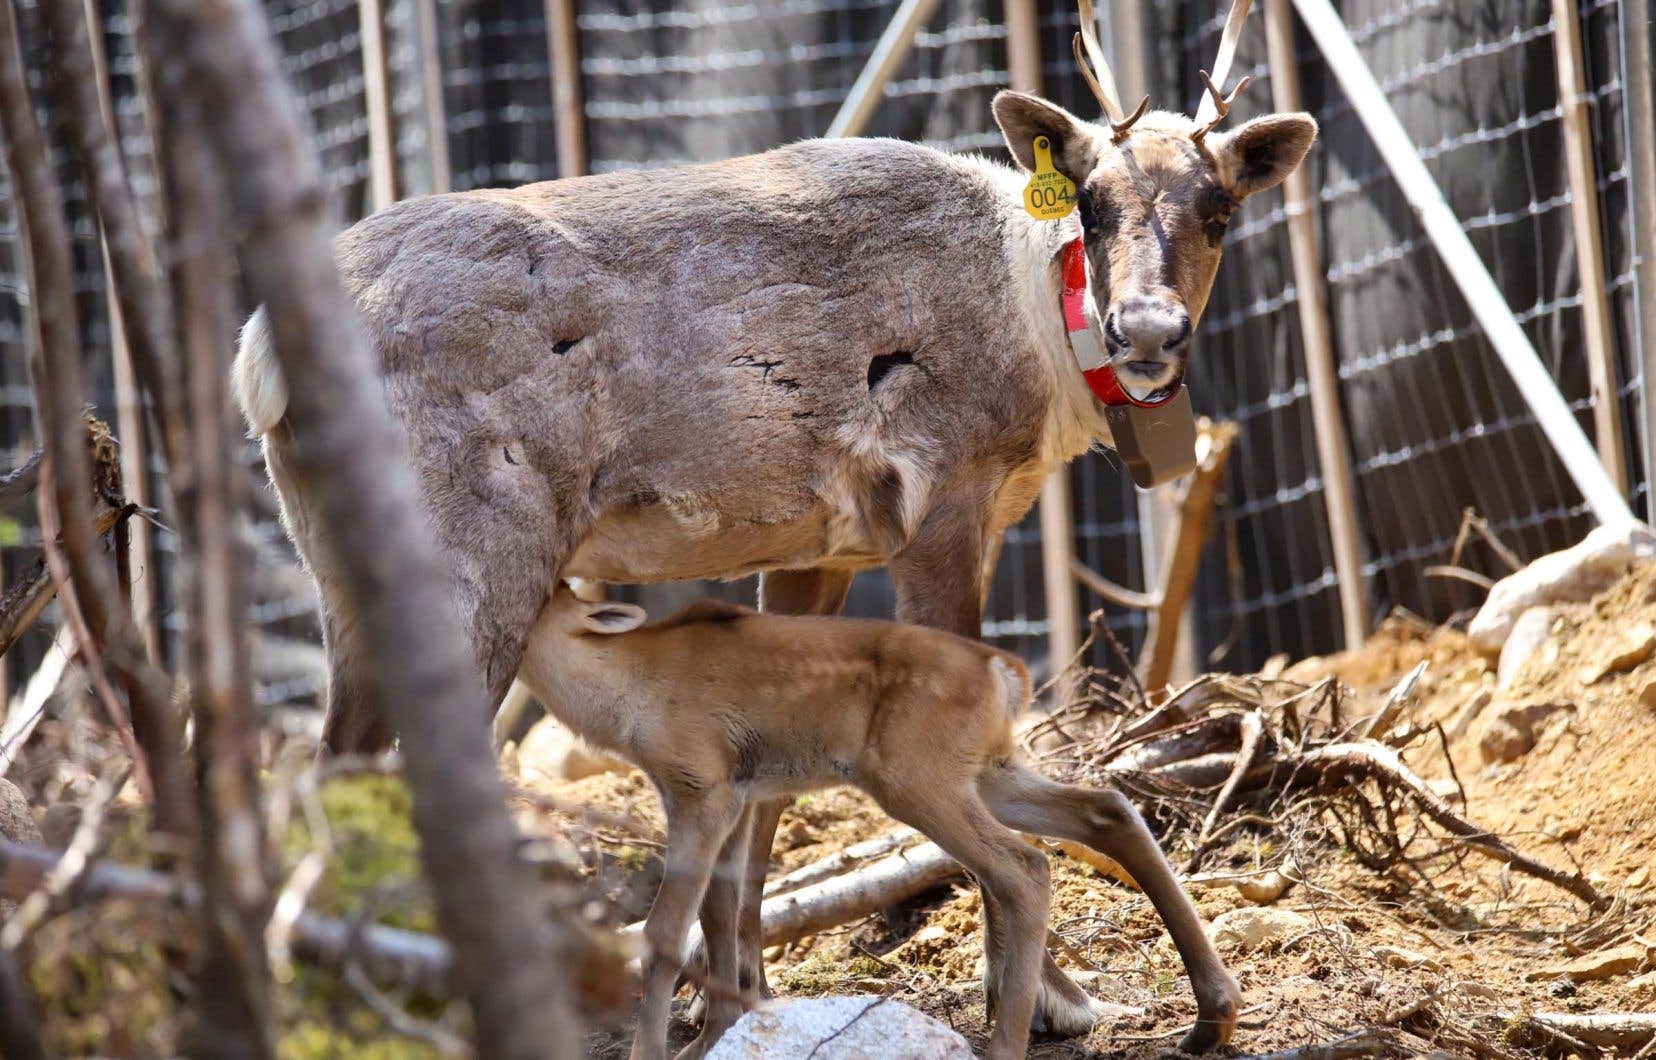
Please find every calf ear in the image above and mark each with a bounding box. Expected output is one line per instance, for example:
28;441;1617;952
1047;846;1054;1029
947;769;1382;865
579;601;647;635
1212;112;1318;199
992;91;1104;183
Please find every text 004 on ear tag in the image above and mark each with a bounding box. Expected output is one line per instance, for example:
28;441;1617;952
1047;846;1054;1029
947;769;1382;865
1105;387;1198;490
1023;135;1077;220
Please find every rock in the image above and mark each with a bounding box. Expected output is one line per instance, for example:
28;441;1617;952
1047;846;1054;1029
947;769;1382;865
1497;607;1556;688
1468;522;1656;657
1371;944;1445;973
1528;943;1650;983
1580;621;1656;684
1640;680;1656;712
1207;907;1312;953
1445;687;1495;743
706;997;973;1059
0;779;40;918
516;716;630;783
1630;969;1656;994
1627;864;1650;889
1477;702;1574;764
1547;977;1577;998
0;778;40;845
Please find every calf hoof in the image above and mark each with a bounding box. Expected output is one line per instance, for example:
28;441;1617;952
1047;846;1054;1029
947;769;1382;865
1178;974;1242;1053
1030;973;1112;1037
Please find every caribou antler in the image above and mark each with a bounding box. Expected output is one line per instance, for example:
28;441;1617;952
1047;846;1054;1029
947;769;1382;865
1190;0;1254;143
1191;69;1251;144
1072;0;1151;141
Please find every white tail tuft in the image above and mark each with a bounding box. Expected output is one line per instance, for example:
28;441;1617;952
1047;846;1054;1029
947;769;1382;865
232;306;289;436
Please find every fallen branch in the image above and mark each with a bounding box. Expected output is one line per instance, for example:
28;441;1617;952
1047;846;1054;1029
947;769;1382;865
1293;742;1605;908
0;566;53;661
0;837;451;996
0;450;41;507
763;828;919;898
0;627;76;777
1189;709;1266;869
624;839;963;958
1493;1011;1656;1052
1230;1029;1402;1059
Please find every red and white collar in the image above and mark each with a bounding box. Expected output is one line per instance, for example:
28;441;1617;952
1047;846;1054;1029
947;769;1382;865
1060;239;1179;409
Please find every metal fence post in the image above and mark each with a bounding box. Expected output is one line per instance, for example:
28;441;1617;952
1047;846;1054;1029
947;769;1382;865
1264;0;1370;647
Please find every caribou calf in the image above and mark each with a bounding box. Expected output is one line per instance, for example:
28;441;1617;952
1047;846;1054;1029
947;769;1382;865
519;583;1240;1060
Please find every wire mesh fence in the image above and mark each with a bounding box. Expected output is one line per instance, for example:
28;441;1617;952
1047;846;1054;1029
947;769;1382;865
0;0;1649;717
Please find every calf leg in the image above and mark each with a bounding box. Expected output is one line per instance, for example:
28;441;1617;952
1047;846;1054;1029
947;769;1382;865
891;501;1106;1036
634;786;745;1060
677;805;753;1060
879;783;1051;1060
980;763;1241;1052
706;568;854;1009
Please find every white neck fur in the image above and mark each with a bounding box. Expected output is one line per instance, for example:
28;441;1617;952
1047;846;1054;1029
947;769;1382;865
959;155;1112;468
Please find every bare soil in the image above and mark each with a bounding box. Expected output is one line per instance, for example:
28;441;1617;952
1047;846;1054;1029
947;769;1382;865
532;564;1656;1058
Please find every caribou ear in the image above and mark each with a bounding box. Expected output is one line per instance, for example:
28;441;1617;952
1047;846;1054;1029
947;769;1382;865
578;601;647;635
1211;112;1318;198
992;91;1105;182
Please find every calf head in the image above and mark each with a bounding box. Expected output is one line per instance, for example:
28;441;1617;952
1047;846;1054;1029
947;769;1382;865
992;0;1316;401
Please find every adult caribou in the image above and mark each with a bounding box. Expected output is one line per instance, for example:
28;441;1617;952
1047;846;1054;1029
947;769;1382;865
235;0;1314;1043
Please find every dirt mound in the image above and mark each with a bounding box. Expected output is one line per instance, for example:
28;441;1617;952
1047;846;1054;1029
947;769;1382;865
538;564;1656;1058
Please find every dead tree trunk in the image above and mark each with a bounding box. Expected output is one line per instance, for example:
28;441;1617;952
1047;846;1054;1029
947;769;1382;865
144;0;595;1053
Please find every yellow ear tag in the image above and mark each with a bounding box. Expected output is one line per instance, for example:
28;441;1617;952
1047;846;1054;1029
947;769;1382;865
1022;135;1077;220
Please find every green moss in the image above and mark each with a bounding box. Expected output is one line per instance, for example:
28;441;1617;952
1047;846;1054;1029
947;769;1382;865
286;774;433;934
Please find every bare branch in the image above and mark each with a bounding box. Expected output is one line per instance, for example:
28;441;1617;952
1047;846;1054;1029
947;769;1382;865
0;0;191;836
142;0;608;1051
40;0;186;470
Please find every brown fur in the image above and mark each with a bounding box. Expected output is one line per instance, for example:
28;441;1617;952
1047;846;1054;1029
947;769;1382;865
234;102;1314;1033
519;585;1241;1060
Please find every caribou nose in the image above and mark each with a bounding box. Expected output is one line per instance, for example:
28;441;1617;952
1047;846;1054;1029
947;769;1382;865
1108;299;1192;354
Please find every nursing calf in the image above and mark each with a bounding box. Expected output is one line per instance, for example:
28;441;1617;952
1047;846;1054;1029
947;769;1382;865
519;584;1240;1060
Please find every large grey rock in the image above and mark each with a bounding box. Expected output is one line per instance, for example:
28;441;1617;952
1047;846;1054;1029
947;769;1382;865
706;997;972;1059
1497;607;1556;688
1468;522;1656;657
0;778;40;845
1206;907;1311;953
1477;701;1574;764
0;778;41;918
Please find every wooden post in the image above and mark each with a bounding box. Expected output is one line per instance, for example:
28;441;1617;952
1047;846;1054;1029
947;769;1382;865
1140;421;1239;691
84;0;158;659
1264;0;1370;648
414;0;449;193
358;0;397;210
825;0;943;138
1005;0;1081;679
544;0;586;177
1109;0;1197;680
1620;0;1656;499
1004;0;1040;92
1551;0;1628;493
